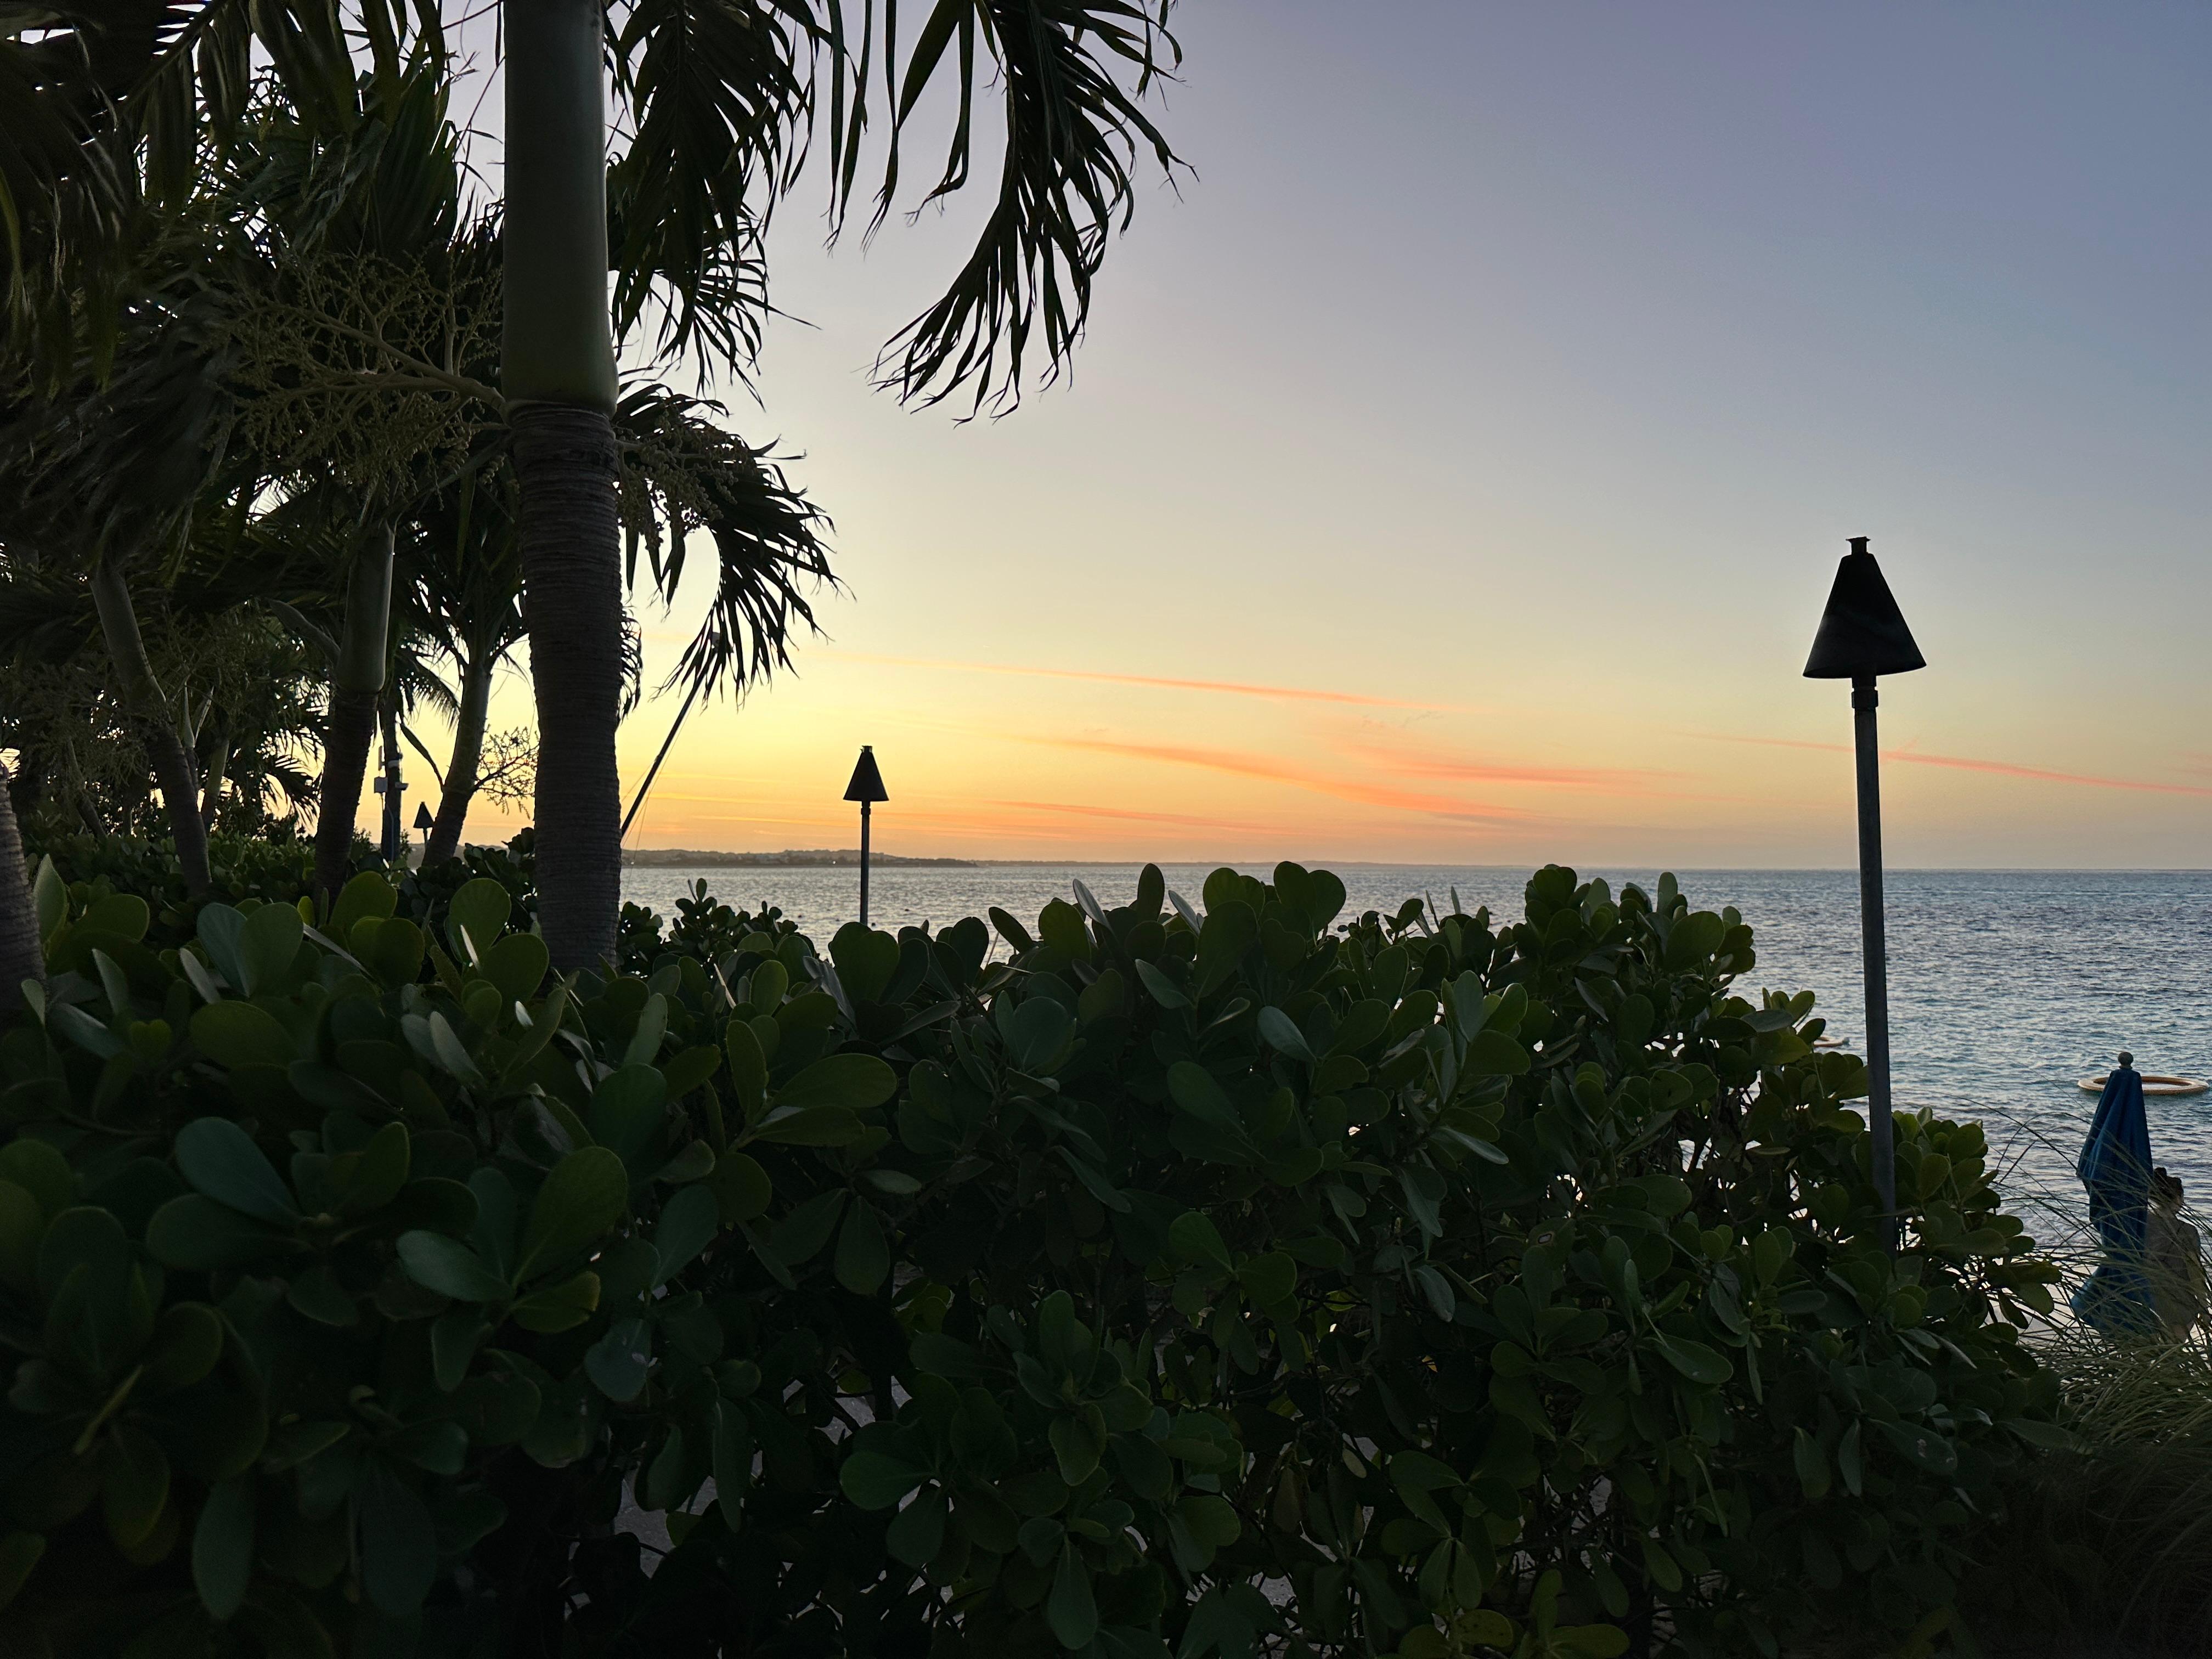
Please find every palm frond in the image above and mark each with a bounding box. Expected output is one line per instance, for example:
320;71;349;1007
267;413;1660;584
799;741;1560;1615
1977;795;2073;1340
605;0;811;374
614;382;837;703
865;0;1183;413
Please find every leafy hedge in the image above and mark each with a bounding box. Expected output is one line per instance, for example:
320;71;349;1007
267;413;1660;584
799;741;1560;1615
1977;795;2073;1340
0;857;2061;1656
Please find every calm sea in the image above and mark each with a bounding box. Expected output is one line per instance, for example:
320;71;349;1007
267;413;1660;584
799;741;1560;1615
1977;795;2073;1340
620;865;2212;1215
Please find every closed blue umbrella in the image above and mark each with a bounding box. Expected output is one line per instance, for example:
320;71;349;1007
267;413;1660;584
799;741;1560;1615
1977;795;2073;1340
2073;1052;2155;1333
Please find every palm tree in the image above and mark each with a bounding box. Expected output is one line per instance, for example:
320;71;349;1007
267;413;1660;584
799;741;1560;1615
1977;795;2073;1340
212;50;486;898
0;236;241;894
503;1;1183;968
21;1;1182;969
0;5;146;1003
0;551;326;840
398;461;527;864
392;382;834;867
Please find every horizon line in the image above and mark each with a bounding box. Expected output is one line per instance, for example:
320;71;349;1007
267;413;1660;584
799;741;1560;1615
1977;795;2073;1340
611;849;2212;874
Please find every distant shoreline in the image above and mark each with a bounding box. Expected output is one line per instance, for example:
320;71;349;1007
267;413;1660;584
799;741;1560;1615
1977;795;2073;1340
621;849;978;869
619;855;2212;874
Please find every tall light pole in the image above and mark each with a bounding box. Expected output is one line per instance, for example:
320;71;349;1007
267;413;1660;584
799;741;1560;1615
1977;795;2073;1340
1804;537;1925;1250
844;746;888;928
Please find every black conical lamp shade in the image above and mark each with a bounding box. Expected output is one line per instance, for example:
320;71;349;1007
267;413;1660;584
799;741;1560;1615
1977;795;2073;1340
1804;538;1926;679
844;746;888;803
413;802;434;831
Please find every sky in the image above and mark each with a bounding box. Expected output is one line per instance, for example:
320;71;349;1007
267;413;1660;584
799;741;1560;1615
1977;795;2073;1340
442;1;2212;868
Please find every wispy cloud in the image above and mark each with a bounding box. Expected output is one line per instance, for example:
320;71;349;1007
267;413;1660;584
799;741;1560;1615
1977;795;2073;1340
827;651;1463;712
1331;730;1683;793
985;799;1280;834
1028;735;1536;824
1699;734;2212;798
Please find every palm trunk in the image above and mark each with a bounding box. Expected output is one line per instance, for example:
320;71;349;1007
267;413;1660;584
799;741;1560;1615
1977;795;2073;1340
379;693;403;861
513;410;623;968
505;0;623;970
89;561;211;895
0;767;42;1015
201;719;232;830
312;526;394;901
426;647;493;865
7;746;43;823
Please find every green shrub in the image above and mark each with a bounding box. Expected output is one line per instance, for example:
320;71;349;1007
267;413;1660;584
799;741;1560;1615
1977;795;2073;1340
0;859;2061;1656
22;829;326;947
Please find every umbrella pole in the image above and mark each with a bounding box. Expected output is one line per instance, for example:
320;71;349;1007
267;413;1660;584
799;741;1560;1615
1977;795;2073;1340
1853;673;1898;1251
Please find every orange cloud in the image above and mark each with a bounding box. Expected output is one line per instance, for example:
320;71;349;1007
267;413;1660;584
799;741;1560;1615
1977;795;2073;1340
985;799;1282;834
1331;730;1682;792
1030;735;1536;824
1700;734;2212;798
827;651;1463;712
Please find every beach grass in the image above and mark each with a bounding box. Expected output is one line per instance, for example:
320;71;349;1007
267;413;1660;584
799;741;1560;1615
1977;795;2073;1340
1964;1141;2212;1657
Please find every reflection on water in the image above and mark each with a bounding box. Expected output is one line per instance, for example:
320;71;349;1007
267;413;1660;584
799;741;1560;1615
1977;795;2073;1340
622;862;2212;1209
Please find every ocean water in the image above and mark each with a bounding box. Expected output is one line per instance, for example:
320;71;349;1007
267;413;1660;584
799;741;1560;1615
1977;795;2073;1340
620;864;2212;1213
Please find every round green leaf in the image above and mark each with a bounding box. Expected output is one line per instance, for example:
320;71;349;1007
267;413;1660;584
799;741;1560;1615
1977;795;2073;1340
839;1444;927;1511
1651;1334;1732;1387
140;1304;224;1395
146;1195;289;1270
174;1118;299;1223
1048;1542;1098;1649
481;932;550;1005
357;1459;437;1616
830;923;901;1003
752;1104;867;1146
511;1269;601;1335
238;899;304;996
707;1152;772;1224
515;1148;628;1279
101;1425;170;1550
775;1053;896;1113
1169;1211;1232;1274
834;1200;890;1295
398;1231;510;1302
445;877;513;962
189;1003;297;1072
1256;1006;1315;1063
78;893;150;943
652;1184;720;1287
328;871;398;940
192;1477;255;1621
0;1142;72;1220
585;1316;653;1402
36;1205;129;1301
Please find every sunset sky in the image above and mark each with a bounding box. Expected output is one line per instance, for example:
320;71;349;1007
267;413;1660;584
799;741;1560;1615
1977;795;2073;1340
448;2;2211;868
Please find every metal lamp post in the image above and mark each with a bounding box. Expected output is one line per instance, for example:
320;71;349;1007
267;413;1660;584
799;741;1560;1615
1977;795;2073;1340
844;746;888;927
373;759;405;862
1804;537;1925;1249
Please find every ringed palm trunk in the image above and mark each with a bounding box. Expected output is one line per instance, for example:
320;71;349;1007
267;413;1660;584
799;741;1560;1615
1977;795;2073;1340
425;647;494;865
312;527;395;902
506;0;624;971
379;693;403;861
89;561;211;896
201;719;232;830
0;769;42;1014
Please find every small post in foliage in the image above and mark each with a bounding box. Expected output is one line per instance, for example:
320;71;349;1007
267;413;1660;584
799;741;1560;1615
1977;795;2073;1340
377;720;405;862
1804;537;1926;1250
844;746;889;928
